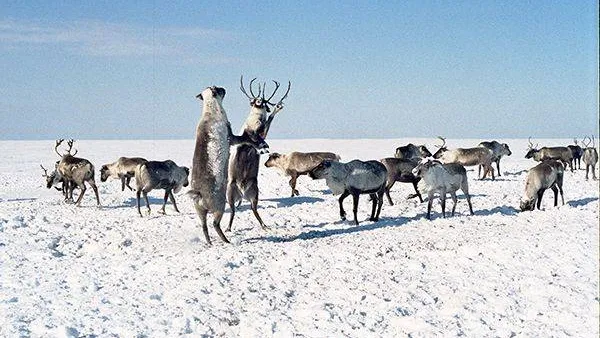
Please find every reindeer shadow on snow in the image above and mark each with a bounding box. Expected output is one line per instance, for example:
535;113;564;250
247;216;412;243
567;197;598;208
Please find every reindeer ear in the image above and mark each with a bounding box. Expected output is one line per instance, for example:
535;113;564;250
196;93;203;100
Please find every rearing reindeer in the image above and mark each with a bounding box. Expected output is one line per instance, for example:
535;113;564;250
226;76;291;232
54;139;100;206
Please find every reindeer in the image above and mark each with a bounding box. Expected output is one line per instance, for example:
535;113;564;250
581;136;598;180
188;86;269;245
477;141;512;177
40;163;69;198
520;160;565;211
432;137;495;180
135;160;189;216
525;137;574;172
264;151;339;198
100;157;148;191
309;159;387;225
54;139;100;206
394;143;432;160
226;76;290;232
412;158;474;220
567;138;584;170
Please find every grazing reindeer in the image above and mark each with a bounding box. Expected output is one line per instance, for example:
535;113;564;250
188;86;269;245
567;138;584;170
40;163;69;197
309;159;387;225
394;143;432;160
412;158;474;220
226;77;290;232
264;151;339;198
581;136;598;180
100;157;148;191
54;139;100;206
519;160;565;211
477;141;512;177
432;137;495;180
524;137;573;172
135;160;189;216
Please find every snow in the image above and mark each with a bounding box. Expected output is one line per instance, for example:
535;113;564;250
0;138;598;337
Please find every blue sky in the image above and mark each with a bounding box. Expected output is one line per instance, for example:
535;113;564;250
1;1;598;140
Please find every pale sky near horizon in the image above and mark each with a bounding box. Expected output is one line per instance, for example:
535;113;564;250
1;1;598;140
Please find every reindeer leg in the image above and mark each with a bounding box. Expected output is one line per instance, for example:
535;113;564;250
247;182;267;230
338;190;350;221
412;180;423;203
478;164;482;179
440;189;447;218
74;182;86;206
426;191;434;220
226;183;239;232
159;189;169;214
89;180;100;206
212;211;230;244
374;188;384;221
120;175;126;191
536;189;545;210
369;193;377;220
352;192;360;225
136;190;143;217
496;159;501;177
551;185;559;207
125;176;134;191
194;204;211;246
169;191;180;213
289;172;299;197
450;191;458;216
143;191;151;214
385;180;395;206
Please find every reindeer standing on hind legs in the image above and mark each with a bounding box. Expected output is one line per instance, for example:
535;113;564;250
226;75;291;232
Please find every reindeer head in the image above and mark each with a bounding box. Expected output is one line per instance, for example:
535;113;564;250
431;136;448;159
240;75;291;114
41;164;61;189
412;157;443;177
196;86;226;102
525;137;539;159
308;160;333;180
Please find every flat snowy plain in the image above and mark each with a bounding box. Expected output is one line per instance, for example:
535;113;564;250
1;138;598;337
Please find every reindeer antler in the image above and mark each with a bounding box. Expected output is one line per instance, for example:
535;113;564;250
264;80;280;103
582;136;591;148
267;81;291;108
54;139;64;157
66;139;78;156
435;136;446;149
40;164;49;177
527;137;538;151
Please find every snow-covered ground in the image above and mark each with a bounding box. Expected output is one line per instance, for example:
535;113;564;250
1;138;598;337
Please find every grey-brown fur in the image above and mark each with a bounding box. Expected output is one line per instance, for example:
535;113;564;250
309;159;387;225
188;86;268;245
394;143;432;160
520;160;564;211
379;157;423;204
54;139;100;206
581;136;598;180
412;158;474;220
477;141;512;177
567;138;584;169
265;151;341;197
100;157;147;191
226;77;290;232
432;137;495;180
135;160;189;216
525;138;573;172
41;163;70;198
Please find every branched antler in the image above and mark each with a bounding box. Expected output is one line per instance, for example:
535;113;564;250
436;136;446;149
40;164;49;177
54;139;65;157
